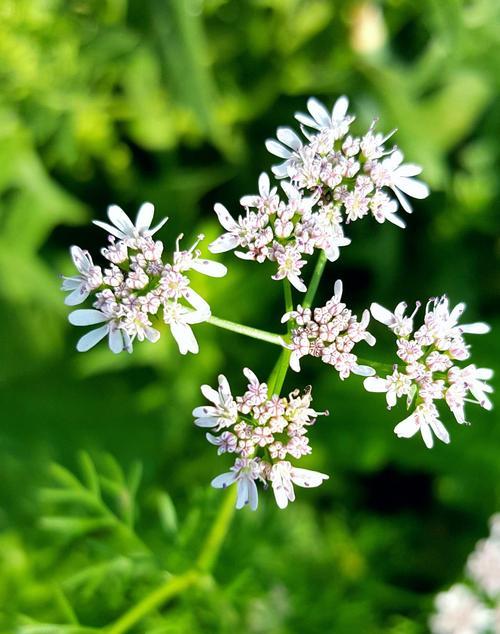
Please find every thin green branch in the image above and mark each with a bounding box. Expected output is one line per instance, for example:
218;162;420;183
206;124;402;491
196;487;238;572
207;315;283;346
303;251;327;309
106;570;199;634
356;358;398;374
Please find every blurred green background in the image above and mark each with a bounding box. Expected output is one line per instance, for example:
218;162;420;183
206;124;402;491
0;0;499;632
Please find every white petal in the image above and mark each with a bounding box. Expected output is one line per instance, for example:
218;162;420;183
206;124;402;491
385;213;406;229
69;309;108;326
64;286;90;306
333;279;343;301
395;177;429;199
271;163;291;179
243;367;259;384
200;384;220;404
276;127;302;151
135;202;155;233
307;98;331;127
395;163;422;178
363;377;387;393
370;303;394;326
189;258;227;278
394;414;419;439
211;472;237;489
265;139;292;160
239;195;260;207
170;322;198;355
247;479;259;511
235;479;249;509
332;95;349;120
272;481;291;509
76;325;109;352
92;220;126;240
209;233;239;254
107;205;135;234
420;423;434;448
295;112;320;129
291;467;328;488
258;172;270;196
289;352;301;372
109;327;125;354
429;418;450;444
213;203;238;232
393;187;413;214
182;308;210;324
234;250;255;261
193;404;218;417
218;374;232;400
475;367;494;380
289;275;307;293
387;390;398;408
183;288;210;313
61;277;81;291
70;246;90;273
460;322;491;334
194;416;219;428
353;365;376;377
148;216;169;236
144;326;161;343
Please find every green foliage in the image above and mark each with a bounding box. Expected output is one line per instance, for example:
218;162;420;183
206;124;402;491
0;0;499;632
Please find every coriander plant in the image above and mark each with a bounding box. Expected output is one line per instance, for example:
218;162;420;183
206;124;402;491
59;96;494;632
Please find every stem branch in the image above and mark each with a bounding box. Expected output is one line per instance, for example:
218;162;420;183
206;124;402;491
303;251;327;309
207;315;283;346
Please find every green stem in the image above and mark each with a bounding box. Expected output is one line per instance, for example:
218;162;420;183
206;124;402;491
207;315;283;346
106;570;199;634
303;251;327;309
196;486;238;572
283;279;293;317
356;358;398;375
105;489;238;634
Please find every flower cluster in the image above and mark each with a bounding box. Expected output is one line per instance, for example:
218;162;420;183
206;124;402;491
62;203;226;354
193;369;329;510
430;514;500;634
267;96;429;224
282;280;376;379
209;174;350;291
209;96;429;292
364;296;493;448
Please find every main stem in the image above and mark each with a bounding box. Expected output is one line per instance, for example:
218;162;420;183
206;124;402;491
106;257;331;633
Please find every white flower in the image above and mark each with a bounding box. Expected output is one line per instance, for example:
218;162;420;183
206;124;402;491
370;301;419;336
68;309;132;354
240;172;279;209
162;303;209;355
173;233;227;278
61;246;103;306
294;96;353;137
193;374;238;429
93;202;168;240
427;296;491;340
370;150;429;213
364;370;413;408
211;458;261;511
271;244;307;292
467;536;500;599
430;584;492;634
265;127;304;179
269;460;328;509
394;403;450;449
